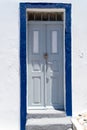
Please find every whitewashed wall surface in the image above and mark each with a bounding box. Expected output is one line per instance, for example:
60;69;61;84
0;0;87;130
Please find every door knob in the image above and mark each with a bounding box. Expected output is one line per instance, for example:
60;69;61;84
44;53;48;59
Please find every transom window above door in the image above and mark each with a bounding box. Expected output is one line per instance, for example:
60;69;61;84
27;10;64;21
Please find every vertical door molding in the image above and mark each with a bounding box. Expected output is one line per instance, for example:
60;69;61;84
20;3;72;130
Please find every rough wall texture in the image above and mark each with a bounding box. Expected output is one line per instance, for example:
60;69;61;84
72;1;87;115
0;0;87;130
0;1;20;130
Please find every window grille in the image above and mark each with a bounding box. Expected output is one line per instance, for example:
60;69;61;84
27;12;63;21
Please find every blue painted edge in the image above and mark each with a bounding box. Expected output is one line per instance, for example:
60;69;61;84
20;3;72;130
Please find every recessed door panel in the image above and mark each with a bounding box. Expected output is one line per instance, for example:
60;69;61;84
32;77;41;104
33;31;39;54
51;31;58;53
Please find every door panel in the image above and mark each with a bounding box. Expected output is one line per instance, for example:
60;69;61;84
46;24;64;109
28;24;45;108
27;22;64;110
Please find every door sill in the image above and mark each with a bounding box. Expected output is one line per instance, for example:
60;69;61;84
27;106;64;113
27;106;64;111
27;109;66;119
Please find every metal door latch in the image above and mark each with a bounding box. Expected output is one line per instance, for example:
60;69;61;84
44;53;48;59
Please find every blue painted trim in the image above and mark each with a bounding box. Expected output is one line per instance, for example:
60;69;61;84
65;5;72;116
20;3;72;130
20;4;26;130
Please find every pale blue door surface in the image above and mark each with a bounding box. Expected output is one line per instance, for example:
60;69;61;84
46;24;64;109
27;22;64;110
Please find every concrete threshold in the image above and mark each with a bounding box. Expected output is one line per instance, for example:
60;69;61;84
26;117;72;130
26;110;72;130
27;109;66;119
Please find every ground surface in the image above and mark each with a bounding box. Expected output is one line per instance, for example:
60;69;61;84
72;113;87;130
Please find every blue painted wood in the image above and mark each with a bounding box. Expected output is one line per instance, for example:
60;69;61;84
20;4;26;130
65;6;72;116
20;3;72;130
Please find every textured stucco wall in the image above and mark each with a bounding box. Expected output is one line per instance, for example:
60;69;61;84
0;0;87;130
72;1;87;115
0;1;20;130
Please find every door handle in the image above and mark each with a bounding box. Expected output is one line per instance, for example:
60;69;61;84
44;53;48;59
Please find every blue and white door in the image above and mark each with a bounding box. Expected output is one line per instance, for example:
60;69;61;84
27;22;64;110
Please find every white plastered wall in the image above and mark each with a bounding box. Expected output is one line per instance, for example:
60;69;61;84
0;0;87;130
72;1;87;115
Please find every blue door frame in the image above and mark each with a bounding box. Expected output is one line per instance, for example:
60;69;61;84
20;3;72;130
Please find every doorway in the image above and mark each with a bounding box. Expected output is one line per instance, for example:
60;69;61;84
27;20;64;110
20;3;72;130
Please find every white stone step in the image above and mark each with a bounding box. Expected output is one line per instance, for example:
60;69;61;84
26;117;72;130
27;110;66;119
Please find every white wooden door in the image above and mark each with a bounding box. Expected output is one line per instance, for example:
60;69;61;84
27;24;46;108
46;24;64;109
27;22;64;110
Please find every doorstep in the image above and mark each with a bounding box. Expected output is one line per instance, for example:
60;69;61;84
26;110;72;130
26;117;72;130
27;109;66;119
